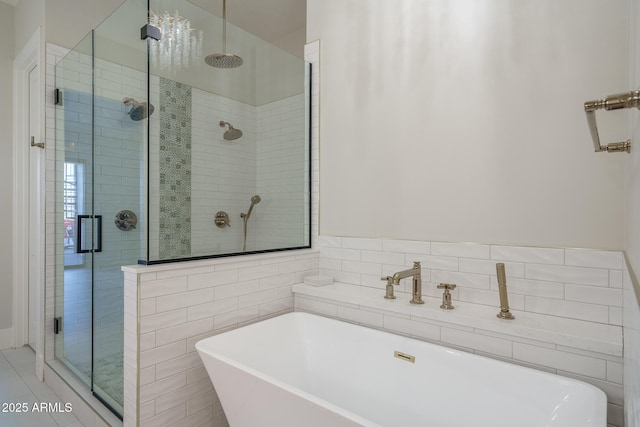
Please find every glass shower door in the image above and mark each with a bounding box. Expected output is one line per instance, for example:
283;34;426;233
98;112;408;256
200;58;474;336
54;29;96;400
53;0;147;417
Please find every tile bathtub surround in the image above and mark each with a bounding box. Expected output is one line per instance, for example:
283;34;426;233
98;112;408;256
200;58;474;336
623;259;640;427
310;237;626;426
122;250;319;427
294;284;625;426
318;237;624;327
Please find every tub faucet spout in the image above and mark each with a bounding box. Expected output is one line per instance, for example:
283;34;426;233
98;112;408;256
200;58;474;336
387;261;424;304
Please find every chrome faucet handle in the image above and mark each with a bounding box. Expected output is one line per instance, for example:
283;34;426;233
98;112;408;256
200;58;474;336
381;276;396;300
437;283;456;309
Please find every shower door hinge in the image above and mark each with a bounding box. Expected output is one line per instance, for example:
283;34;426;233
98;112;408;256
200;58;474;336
30;136;45;149
141;24;161;41
53;317;62;335
54;88;63;106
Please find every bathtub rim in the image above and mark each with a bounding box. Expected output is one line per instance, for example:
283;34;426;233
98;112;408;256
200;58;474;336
196;313;378;426
196;311;607;426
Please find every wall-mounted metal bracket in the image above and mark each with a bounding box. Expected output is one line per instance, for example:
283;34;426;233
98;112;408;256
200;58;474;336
584;90;639;154
141;24;162;41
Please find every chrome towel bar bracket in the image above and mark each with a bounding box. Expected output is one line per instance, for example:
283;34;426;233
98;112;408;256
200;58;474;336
584;90;638;154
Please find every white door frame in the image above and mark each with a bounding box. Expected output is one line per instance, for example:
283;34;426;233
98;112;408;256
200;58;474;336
13;28;45;380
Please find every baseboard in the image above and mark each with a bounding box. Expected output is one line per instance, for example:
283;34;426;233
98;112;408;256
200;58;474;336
0;328;13;350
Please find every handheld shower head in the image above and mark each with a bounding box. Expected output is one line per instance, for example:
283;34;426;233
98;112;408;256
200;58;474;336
245;195;261;218
241;195;261;251
220;121;243;140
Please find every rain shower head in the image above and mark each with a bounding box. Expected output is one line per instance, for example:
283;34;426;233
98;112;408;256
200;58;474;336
205;53;243;69
205;0;243;69
219;121;243;140
123;97;154;121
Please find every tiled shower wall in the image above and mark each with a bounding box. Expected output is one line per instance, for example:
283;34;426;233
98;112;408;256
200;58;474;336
191;89;307;256
159;78;193;258
121;42;321;427
190;88;257;256
255;94;307;250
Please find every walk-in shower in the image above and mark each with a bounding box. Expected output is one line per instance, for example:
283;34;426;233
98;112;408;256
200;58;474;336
50;0;311;419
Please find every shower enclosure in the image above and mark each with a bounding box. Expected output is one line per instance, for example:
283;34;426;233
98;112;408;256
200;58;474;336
51;0;310;418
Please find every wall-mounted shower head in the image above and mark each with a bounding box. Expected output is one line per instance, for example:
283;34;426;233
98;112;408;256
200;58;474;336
123;97;155;121
220;121;243;140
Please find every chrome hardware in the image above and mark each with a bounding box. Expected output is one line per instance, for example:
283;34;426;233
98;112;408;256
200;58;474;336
115;210;137;231
30;136;44;149
496;263;515;320
437;283;456;310
384;262;424;304
381;275;396;299
214;211;231;228
584;90;638;154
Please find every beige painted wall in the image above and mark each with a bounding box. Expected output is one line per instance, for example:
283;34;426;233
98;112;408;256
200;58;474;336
1;2;15;331
45;0;125;49
13;0;43;55
308;0;629;250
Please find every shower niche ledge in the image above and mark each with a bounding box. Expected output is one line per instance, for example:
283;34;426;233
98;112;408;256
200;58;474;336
292;282;622;357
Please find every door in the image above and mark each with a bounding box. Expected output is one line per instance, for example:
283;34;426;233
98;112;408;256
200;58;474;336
54;24;145;418
54;32;95;400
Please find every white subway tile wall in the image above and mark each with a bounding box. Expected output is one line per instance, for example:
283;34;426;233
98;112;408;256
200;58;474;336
256;94;308;249
623;262;640;427
123;250;319;426
190;87;257;256
308;237;625;426
318;237;623;327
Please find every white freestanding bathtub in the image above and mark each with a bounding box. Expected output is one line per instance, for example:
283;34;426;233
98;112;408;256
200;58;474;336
196;312;606;427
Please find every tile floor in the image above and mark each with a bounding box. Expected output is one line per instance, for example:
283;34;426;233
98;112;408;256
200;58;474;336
0;347;83;427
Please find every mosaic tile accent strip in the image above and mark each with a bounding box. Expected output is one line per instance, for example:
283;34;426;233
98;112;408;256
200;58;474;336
159;78;192;258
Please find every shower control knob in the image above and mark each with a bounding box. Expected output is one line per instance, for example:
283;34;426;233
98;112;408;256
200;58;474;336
115;210;137;231
215;211;231;228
